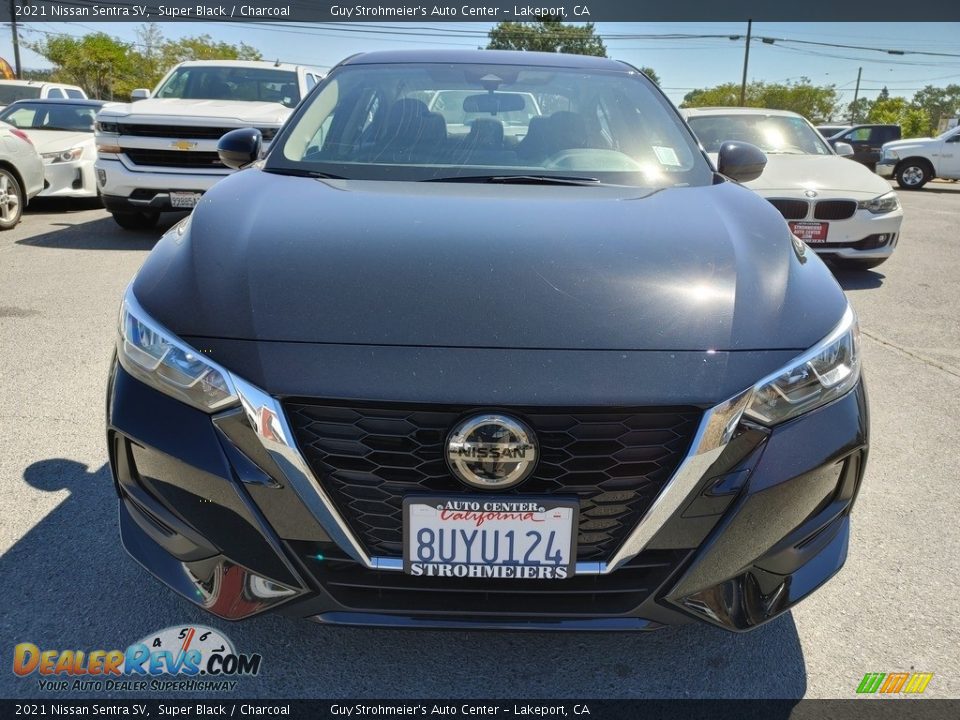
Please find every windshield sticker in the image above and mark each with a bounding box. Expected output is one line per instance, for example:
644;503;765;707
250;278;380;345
653;145;681;167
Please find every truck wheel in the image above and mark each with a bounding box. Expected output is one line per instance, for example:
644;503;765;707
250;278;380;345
832;257;888;271
895;160;931;190
0;168;24;230
112;211;160;230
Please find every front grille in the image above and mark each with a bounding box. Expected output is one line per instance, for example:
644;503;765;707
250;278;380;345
814;200;857;220
285;402;701;562
307;548;690;616
767;198;809;220
118;123;236;139
123;149;225;169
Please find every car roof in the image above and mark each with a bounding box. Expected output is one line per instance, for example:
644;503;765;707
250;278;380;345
175;59;311;72
0;79;82;88
4;98;106;107
682;107;804;118
338;49;629;71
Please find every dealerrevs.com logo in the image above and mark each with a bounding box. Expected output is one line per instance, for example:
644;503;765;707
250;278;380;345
13;625;262;692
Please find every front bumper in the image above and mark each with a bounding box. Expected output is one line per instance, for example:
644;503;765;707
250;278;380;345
39;159;98;198
107;361;869;632
95;157;227;213
876;161;896;179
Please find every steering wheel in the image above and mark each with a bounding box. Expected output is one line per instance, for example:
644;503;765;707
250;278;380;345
542;148;645;171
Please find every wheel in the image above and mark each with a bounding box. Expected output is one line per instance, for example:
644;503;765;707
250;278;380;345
895;160;931;190
831;257;888;271
112;211;160;230
0;168;24;230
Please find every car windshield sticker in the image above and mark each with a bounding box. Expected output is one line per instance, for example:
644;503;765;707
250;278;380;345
653;145;681;167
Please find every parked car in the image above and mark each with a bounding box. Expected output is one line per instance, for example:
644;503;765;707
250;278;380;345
0;98;108;199
95;60;324;230
826;124;901;171
0;80;87;110
876;124;960;189
107;49;869;632
685;107;903;270
817;124;851;138
0;121;44;229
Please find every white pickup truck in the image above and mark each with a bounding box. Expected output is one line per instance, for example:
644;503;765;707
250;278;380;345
876;124;960;189
95;60;323;229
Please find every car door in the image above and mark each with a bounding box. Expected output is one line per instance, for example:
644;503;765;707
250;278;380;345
942;129;960;177
839;127;874;167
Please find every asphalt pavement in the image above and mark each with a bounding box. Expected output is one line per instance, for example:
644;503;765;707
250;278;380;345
1;184;958;699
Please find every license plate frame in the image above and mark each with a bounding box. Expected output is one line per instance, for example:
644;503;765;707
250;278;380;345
169;191;203;209
402;496;579;580
789;220;829;243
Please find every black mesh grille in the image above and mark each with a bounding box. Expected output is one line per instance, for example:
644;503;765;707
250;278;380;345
118;124;236;139
123;149;225;168
814;200;858;220
767;198;809;220
307;549;690;616
284;402;701;562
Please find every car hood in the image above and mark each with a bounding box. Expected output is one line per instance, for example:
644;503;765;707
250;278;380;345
26;130;93;153
882;136;939;151
98;98;292;125
134;170;847;352
711;152;893;197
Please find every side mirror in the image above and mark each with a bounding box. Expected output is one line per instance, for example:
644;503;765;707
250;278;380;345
130;88;151;100
218;128;262;170
716;141;766;183
834;141;855;157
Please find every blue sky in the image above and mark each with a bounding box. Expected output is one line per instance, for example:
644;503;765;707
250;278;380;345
3;21;959;115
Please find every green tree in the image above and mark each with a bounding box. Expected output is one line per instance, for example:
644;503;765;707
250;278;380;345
868;94;931;138
158;34;262;67
487;19;607;57
681;79;839;121
846;97;871;124
910;84;960;134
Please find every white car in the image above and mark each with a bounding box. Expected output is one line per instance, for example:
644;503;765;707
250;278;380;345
0;121;44;229
876;125;960;189
684;107;903;270
95;60;324;230
0;80;87;110
0;99;108;199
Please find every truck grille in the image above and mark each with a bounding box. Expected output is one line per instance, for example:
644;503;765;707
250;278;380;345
767;198;809;220
284;402;701;562
118;124;237;140
123;149;225;169
814;200;858;220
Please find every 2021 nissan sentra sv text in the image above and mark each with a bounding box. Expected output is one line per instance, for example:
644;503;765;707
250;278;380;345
106;50;868;631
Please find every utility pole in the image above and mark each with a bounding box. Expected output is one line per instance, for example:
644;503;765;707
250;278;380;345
739;19;752;107
10;0;22;78
850;67;862;123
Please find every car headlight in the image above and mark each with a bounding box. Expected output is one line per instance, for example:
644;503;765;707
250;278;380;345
882;148;900;162
41;146;84;164
745;305;861;425
96;121;120;134
117;285;238;412
857;191;900;214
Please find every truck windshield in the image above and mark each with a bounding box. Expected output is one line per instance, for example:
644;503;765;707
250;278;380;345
154;66;300;108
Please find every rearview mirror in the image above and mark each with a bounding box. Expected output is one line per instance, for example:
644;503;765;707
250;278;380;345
716;141;766;183
131;88;151;100
834;141;855;157
463;93;525;114
218;128;262;170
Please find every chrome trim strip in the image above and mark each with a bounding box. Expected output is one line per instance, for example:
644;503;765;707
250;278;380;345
233;375;752;575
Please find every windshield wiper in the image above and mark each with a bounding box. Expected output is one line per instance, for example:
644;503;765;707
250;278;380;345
425;174;601;186
263;167;345;179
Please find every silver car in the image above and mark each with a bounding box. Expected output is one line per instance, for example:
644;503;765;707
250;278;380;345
0;120;44;229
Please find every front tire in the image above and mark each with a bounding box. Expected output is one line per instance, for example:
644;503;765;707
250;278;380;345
895;160;931;190
0;168;24;230
112;211;160;230
832;257;888;271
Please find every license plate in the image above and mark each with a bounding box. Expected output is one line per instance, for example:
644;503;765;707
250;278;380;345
789;221;829;243
169;191;202;209
403;496;578;580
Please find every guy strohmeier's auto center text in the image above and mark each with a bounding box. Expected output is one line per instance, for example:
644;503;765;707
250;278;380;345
330;705;592;716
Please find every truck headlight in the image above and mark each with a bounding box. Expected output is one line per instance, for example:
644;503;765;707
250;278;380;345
41;146;84;164
882;149;900;162
745;305;861;425
117;285;238;412
857;191;900;214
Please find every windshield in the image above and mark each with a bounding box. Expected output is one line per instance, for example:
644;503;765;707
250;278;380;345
154;66;300;108
688;113;833;155
269;62;711;187
937;125;960;139
0;102;97;132
0;85;42;104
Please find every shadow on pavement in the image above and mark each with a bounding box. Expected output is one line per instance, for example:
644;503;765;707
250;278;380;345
831;268;885;290
0;457;809;703
14;214;183;251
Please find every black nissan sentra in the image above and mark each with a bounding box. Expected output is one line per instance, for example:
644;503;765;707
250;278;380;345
107;50;868;631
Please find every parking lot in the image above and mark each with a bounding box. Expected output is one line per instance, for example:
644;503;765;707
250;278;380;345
1;182;958;699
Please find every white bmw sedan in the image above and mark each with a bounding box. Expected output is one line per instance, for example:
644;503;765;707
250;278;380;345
684;107;903;270
0;98;107;200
